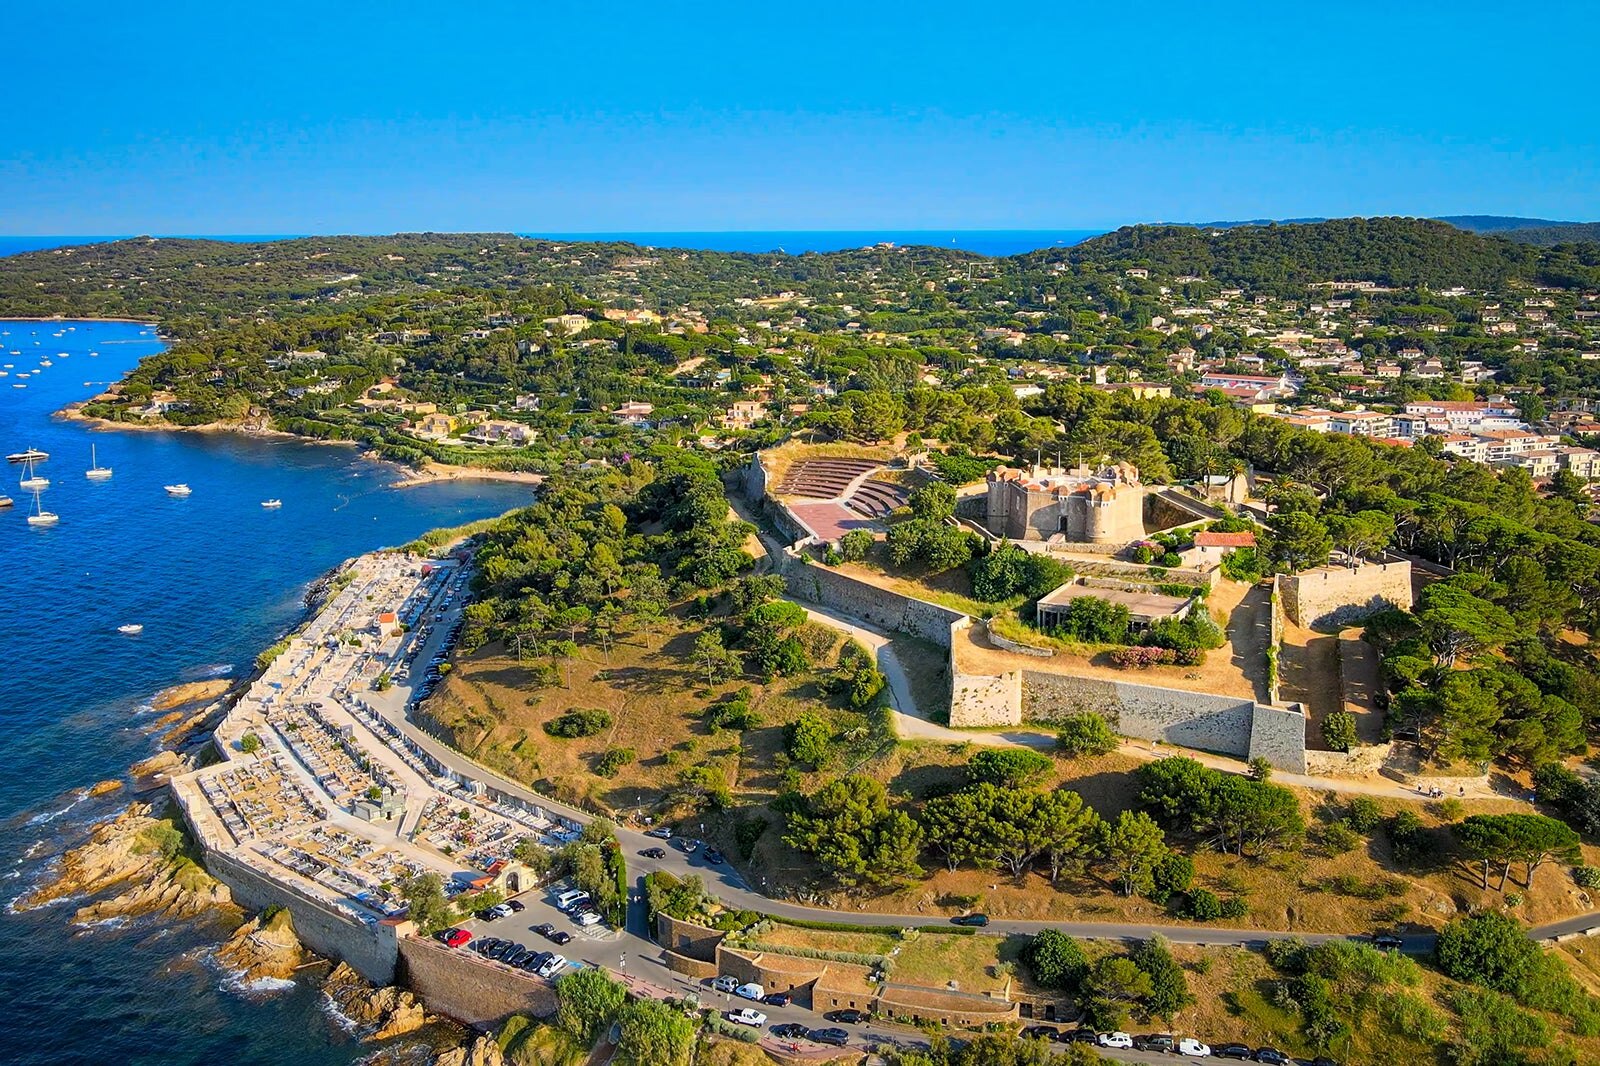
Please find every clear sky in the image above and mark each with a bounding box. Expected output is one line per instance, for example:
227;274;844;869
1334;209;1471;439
1;1;1595;233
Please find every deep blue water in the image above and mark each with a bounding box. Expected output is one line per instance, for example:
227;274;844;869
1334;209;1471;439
0;230;1103;259
0;321;535;1066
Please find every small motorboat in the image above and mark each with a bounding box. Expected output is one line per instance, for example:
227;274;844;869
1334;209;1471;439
7;448;47;463
117;624;145;635
165;484;192;497
261;499;282;508
0;495;12;508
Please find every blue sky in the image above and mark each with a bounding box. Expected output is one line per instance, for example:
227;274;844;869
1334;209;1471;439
1;1;1595;233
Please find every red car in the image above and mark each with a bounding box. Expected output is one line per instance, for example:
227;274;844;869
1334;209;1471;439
443;928;472;949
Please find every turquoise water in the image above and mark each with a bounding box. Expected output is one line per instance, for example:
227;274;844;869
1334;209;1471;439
0;320;535;1065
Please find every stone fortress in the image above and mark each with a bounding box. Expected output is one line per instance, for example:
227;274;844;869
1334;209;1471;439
748;444;1413;776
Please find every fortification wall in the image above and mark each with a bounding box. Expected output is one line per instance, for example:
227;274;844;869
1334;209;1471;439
1304;742;1394;778
876;983;1019;1028
203;850;400;984
778;552;967;649
656;914;725;962
397;936;558;1029
1279;561;1412;628
743;453;770;501
1248;702;1309;774
949;668;1024;726
983;622;1055;659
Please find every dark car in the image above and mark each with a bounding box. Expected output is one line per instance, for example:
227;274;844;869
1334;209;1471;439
1134;1034;1176;1052
762;991;792;1007
951;913;990;927
1306;1059;1339;1066
1372;934;1404;951
704;847;726;864
549;930;572;945
1252;1049;1290;1065
1213;1045;1254;1060
506;899;525;913
475;907;501;921
823;1009;870;1024
770;1023;808;1039
640;847;667;859
809;1028;850;1047
1062;1029;1098;1044
1021;1026;1059;1042
505;949;530;967
533;923;556;938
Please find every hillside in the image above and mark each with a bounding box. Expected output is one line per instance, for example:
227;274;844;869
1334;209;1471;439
1491;222;1600;247
1051;217;1600;290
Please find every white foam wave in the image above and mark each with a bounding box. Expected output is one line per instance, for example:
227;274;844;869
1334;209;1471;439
27;790;88;825
202;946;299;999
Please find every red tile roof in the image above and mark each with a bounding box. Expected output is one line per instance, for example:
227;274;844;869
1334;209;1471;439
1194;531;1256;547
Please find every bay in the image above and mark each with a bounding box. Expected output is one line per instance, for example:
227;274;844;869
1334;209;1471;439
0;319;534;1066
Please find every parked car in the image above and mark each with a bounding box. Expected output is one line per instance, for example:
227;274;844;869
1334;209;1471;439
809;1028;850;1047
1096;1033;1134;1050
645;827;673;839
1177;1037;1212;1057
533;923;557;939
762;991;791;1007
824;1009;870;1024
1134;1034;1176;1052
1062;1029;1098;1044
712;975;741;993
1213;1045;1254;1060
951;913;990;927
725;1008;767;1028
505;899;525;913
640;847;667;859
475;907;501;921
548;930;572;945
553;889;590;910
770;1023;807;1039
1372;934;1404;951
442;928;472;949
673;837;699;853
1252;1048;1290;1064
536;954;567;978
1305;1058;1338;1066
1021;1026;1059;1042
490;903;513;919
704;847;726;864
733;983;764;1001
575;910;603;927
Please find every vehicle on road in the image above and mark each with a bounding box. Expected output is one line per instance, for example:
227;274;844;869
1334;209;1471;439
1177;1038;1212;1057
1096;1033;1133;1050
640;847;667;859
704;847;725;864
761;991;792;1007
951;913;990;927
549;930;572;945
644;827;672;839
808;1028;850;1047
533;923;557;939
824;1009;870;1024
1372;934;1404;951
442;928;472;949
1134;1034;1176;1052
725;1008;767;1028
1252;1048;1290;1064
1212;1045;1253;1060
673;837;699;853
734;982;764;1000
575;910;603;927
770;1023;807;1039
711;975;741;993
1021;1026;1059;1042
506;899;525;913
1061;1029;1098;1044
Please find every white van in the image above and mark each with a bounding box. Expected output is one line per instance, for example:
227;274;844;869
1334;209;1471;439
554;889;590;911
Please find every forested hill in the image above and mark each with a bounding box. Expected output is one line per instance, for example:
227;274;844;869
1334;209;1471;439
1050;217;1600;291
1488;223;1600;248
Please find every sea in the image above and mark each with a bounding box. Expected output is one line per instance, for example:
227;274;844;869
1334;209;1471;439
0;320;536;1066
0;231;1103;259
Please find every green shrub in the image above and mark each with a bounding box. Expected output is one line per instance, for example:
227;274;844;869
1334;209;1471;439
1055;712;1117;757
1574;865;1600;889
1345;796;1382;833
594;748;635;778
1321;711;1358;753
1218;896;1248;919
1185;888;1222;920
544;708;612;738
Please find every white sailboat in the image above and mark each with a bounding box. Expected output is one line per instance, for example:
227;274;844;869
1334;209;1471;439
86;444;112;480
26;488;57;526
19;456;48;490
165;483;191;497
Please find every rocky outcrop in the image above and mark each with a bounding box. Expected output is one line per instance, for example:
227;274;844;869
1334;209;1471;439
215;908;308;982
325;961;429;1041
18;802;232;921
88;779;124;797
434;1035;506;1066
151;679;234;711
130;750;191;789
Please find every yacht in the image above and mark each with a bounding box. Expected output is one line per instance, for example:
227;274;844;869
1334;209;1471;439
0;494;12;508
7;448;48;463
26;489;57;526
19;457;48;490
261;499;282;508
85;444;112;480
165;483;192;497
117;624;145;635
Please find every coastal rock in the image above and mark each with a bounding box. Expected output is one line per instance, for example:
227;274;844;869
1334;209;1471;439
215;908;308;982
20;802;232;921
131;749;191;787
151;679;233;712
88;779;124;797
324;962;429;1041
434;1035;506;1066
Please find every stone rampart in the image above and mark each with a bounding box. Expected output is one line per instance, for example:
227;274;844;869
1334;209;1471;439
982;622;1055;658
1278;561;1412;628
397;935;557;1029
949;668;1024;727
203;849;401;984
778;552;967;649
876;983;1019;1028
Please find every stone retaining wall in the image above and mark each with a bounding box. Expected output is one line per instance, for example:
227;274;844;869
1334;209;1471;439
778;551;967;650
397;935;558;1029
1279;561;1412;628
982;621;1055;658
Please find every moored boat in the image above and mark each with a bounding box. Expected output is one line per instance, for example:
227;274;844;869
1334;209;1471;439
261;499;282;508
165;483;192;497
117;624;144;635
7;448;48;463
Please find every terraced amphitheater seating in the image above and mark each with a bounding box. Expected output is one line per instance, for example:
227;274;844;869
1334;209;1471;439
776;458;882;498
845;479;909;518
